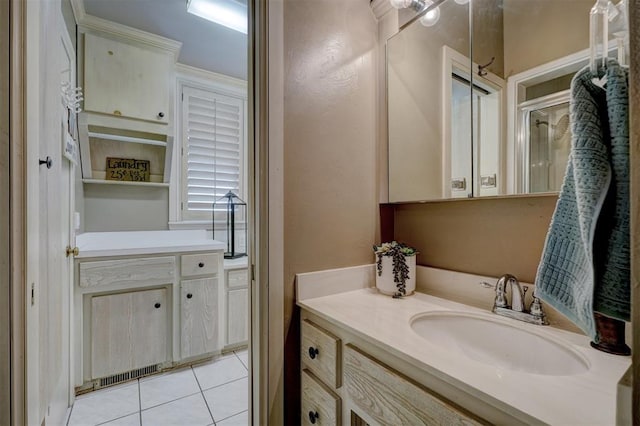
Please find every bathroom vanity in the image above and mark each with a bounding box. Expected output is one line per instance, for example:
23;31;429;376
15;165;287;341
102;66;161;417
73;230;248;391
297;266;630;425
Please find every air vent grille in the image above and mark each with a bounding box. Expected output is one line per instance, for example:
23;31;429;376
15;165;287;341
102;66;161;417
98;364;159;388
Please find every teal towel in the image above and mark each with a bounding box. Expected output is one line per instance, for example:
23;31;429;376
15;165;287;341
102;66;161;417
535;59;630;340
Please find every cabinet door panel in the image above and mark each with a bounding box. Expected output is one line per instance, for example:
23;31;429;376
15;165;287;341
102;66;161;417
227;287;248;346
84;33;171;123
91;288;168;379
181;278;218;359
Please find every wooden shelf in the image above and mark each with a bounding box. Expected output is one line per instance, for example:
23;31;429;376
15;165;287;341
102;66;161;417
82;179;169;188
87;131;167;147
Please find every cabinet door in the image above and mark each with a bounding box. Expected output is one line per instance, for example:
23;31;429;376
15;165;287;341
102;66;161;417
181;278;219;359
84;33;172;123
91;288;168;379
226;287;248;346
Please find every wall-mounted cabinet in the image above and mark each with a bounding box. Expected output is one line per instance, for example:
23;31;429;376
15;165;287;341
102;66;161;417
77;20;181;186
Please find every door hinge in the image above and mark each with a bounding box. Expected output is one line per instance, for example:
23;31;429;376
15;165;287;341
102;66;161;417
181;92;184;101
31;283;35;306
181;202;184;211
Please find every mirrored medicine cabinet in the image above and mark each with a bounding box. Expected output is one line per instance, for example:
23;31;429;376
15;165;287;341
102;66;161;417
387;0;626;202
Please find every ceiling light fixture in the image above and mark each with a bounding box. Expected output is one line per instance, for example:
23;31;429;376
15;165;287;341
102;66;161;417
187;0;248;34
389;0;442;27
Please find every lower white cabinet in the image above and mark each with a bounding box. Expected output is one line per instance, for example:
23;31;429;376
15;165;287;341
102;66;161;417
91;288;168;378
225;268;249;348
180;278;219;359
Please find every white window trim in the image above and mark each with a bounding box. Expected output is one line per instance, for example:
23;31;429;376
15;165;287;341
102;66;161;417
169;63;248;230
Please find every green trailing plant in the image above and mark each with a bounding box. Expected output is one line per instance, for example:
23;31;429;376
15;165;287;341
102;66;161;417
373;241;419;298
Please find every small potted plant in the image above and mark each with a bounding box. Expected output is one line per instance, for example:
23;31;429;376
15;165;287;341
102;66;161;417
373;241;419;297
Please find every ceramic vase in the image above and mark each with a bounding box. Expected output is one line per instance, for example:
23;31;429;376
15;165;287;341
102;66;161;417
375;255;416;296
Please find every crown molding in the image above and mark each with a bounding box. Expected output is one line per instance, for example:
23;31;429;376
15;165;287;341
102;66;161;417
73;4;182;61
370;0;394;20
176;63;247;91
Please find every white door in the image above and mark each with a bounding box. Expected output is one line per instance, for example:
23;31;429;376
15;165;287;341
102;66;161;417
29;1;73;424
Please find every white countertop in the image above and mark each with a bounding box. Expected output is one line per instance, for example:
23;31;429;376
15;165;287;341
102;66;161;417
76;230;226;258
298;287;630;425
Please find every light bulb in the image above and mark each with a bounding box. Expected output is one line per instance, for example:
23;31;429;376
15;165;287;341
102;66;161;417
419;5;440;27
389;0;413;9
454;0;469;4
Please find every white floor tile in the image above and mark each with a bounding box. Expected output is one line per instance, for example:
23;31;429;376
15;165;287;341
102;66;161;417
68;383;140;426
193;356;248;390
141;394;212;426
234;350;248;370
139;368;200;410
203;378;248;422
98;413;141;426
217;410;248;426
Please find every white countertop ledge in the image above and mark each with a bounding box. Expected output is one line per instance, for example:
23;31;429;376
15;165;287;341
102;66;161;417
296;269;630;425
76;230;226;258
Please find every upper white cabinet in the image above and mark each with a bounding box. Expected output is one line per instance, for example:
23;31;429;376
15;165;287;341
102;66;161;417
77;19;181;186
83;33;172;124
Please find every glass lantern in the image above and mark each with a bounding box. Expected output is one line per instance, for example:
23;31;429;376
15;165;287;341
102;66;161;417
213;191;247;259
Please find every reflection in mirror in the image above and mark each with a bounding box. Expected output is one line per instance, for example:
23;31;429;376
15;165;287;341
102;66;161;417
387;0;470;202
387;0;607;202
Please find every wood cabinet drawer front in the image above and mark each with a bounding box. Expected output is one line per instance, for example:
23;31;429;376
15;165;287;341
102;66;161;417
301;369;341;426
227;268;248;288
181;253;220;277
301;320;341;389
344;344;485;426
79;256;175;288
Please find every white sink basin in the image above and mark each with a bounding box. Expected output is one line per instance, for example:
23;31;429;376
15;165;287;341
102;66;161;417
410;311;589;376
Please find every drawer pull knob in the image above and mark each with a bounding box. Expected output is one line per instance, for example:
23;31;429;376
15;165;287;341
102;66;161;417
154;303;161;309
186;293;193;299
308;411;319;424
198;262;205;268
158;112;165;118
308;346;319;359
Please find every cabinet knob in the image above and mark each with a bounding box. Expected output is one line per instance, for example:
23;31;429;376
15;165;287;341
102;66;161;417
113;110;122;116
154;303;161;309
186;293;193;299
308;346;319;359
158;112;165;118
198;262;205;268
39;156;53;169
308;411;319;424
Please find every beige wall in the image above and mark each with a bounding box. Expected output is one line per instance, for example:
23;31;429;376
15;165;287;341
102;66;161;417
83;185;169;231
282;0;379;421
394;195;558;283
503;0;593;76
0;0;10;422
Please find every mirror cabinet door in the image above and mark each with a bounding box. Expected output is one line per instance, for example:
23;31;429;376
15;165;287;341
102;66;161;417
387;0;599;202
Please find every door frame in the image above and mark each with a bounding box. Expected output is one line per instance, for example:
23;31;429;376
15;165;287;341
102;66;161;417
9;0;27;424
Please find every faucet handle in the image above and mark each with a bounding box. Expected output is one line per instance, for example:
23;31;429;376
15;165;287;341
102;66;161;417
529;296;545;317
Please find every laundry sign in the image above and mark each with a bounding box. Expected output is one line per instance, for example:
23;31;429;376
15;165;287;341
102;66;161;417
105;157;150;182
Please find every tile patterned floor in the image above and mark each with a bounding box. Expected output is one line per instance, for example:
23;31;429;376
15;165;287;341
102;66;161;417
67;350;248;426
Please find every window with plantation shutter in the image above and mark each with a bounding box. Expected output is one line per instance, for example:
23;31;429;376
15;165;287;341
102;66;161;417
181;85;245;220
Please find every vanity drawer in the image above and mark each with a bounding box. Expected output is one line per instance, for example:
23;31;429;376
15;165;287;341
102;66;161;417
227;268;248;289
301;319;341;389
344;344;485;426
79;256;175;288
301;369;341;426
181;252;220;278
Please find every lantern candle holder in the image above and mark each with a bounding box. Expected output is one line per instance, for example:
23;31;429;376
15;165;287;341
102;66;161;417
213;191;247;259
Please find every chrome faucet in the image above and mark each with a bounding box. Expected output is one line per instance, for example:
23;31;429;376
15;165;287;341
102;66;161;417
492;274;548;325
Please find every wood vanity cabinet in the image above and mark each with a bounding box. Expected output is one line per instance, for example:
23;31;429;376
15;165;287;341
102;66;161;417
180;252;223;359
91;288;168;379
300;312;486;426
225;267;249;348
83;33;172;124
